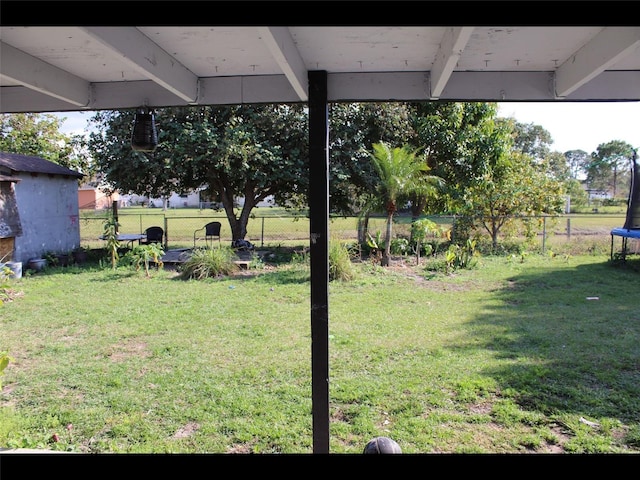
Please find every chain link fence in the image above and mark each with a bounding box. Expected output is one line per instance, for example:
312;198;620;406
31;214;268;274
79;208;633;255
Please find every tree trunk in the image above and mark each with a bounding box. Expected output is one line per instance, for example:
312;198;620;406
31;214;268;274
357;213;370;244
382;211;394;267
411;196;427;221
491;222;499;250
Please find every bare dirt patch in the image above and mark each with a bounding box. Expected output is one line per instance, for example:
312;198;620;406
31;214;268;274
172;422;200;439
106;340;150;362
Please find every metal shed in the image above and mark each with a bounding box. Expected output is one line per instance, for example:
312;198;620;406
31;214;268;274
0;152;84;265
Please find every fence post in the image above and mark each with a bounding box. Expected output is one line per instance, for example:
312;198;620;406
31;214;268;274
567;217;571;240
164;216;168;250
261;216;265;247
542;216;546;253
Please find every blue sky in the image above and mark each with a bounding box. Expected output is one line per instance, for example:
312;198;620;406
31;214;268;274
52;101;640;154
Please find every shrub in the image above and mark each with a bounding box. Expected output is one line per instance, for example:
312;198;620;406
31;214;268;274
121;244;165;277
390;237;410;256
445;239;479;273
179;247;239;280
0;350;12;390
0;263;21;304
329;241;356;282
102;217;120;270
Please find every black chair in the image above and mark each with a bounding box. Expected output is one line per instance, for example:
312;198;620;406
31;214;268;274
194;221;221;248
140;226;164;245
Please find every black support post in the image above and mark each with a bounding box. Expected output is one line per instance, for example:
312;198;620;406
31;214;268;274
308;70;330;454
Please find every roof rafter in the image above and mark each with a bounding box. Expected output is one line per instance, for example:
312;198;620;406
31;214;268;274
0;41;90;107
81;27;200;104
430;27;474;99
555;26;640;98
257;26;308;102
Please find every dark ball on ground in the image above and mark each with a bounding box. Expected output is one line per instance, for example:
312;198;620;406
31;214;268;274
363;436;402;454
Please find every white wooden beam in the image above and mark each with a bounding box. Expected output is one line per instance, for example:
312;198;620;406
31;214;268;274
81;27;199;104
3;71;640;114
555;27;640;98
257;27;308;102
0;41;90;107
430;27;474;100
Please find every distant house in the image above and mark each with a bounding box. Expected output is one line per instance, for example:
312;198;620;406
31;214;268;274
139;191;201;209
77;188;201;210
0;152;84;265
78;185;119;210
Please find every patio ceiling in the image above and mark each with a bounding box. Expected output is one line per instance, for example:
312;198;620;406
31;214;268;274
1;25;640;113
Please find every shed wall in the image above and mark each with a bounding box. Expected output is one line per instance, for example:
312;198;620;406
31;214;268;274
13;174;81;264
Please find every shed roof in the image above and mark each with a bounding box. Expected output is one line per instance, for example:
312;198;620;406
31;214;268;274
0;174;20;182
0;152;83;179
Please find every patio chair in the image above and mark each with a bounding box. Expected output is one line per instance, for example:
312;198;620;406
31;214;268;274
194;221;221;248
140;226;164;245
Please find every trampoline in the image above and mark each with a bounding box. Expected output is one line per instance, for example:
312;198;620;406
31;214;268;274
610;150;640;261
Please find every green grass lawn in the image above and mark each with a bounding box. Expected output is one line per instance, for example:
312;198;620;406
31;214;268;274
1;249;639;454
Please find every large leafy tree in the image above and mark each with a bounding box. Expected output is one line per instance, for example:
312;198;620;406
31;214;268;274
585;140;635;198
509;121;553;160
564;149;590;180
409;102;511;216
328;102;415;216
544;151;572;182
0;113;88;175
367;142;441;266
88;103;418;242
461;151;565;249
87;110;174;202
508;121;582;212
410;105;565;247
87;105;308;241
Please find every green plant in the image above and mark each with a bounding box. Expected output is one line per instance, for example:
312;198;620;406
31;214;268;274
290;247;309;265
329;240;356;282
366;142;443;267
389;237;410;256
122;244;165;277
1;262;21;304
43;251;58;266
445;238;479;273
247;253;266;270
365;231;384;264
179;247;239;279
410;218;447;263
1;261;12;285
102;216;120;270
0;350;13;390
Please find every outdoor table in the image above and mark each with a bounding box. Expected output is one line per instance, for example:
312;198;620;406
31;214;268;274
99;233;147;249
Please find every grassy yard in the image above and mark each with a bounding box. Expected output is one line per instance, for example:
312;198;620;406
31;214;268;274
1;247;639;454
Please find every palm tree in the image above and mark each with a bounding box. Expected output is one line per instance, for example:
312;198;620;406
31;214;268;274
368;142;443;266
